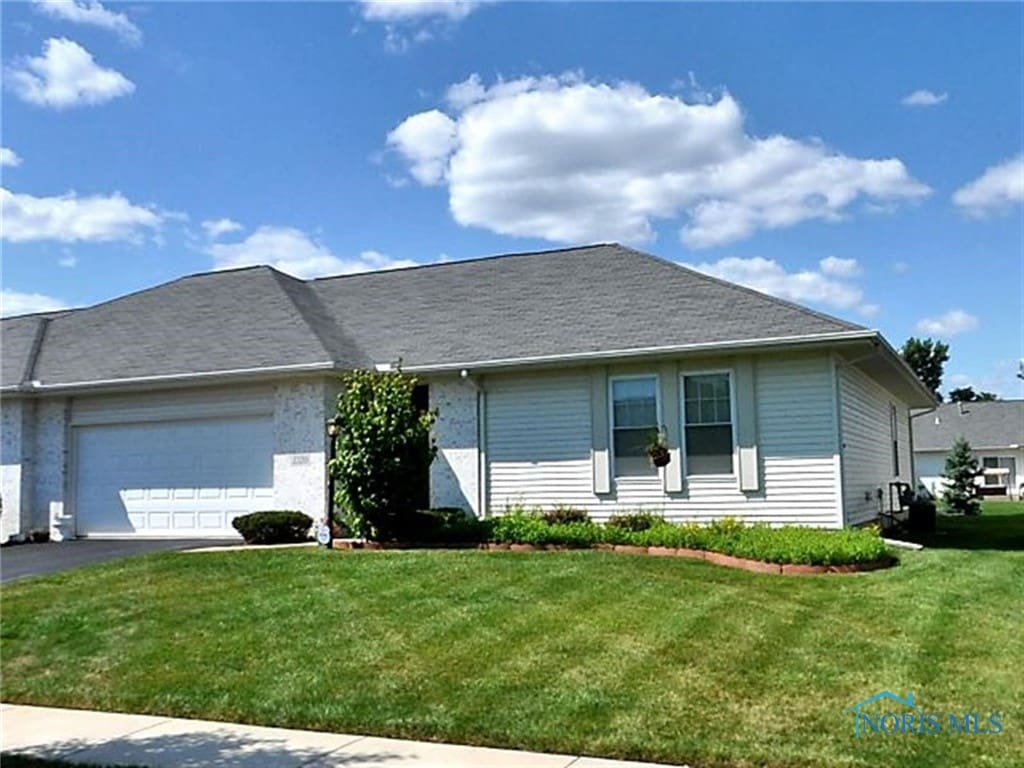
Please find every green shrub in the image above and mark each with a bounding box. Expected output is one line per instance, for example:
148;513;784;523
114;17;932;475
231;511;313;545
404;508;493;544
488;513;888;565
542;506;591;525
607;511;664;532
328;368;437;541
491;513;548;544
491;514;602;547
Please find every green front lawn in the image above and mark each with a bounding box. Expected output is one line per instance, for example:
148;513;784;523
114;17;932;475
3;505;1022;768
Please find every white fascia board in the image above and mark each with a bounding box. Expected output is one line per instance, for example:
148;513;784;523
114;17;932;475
6;361;338;396
394;330;880;374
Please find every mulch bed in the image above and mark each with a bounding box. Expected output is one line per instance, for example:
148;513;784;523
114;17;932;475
330;539;897;575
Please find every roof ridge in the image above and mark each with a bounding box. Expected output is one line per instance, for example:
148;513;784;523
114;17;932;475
270;270;371;368
21;316;51;385
267;271;335;360
612;243;866;333
309;243;615;283
29;264;282;320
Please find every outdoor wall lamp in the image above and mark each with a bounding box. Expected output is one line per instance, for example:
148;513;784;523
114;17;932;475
323;416;343;547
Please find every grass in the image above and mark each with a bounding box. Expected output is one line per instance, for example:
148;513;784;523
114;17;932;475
2;502;1022;768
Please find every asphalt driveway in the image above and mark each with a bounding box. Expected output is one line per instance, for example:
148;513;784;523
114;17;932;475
1;539;238;585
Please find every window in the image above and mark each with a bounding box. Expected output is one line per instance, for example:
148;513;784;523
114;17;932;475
684;373;733;475
611;377;659;476
890;404;899;476
981;457;1015;489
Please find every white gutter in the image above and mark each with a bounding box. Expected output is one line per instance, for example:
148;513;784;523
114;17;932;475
4;361;338;395
386;329;880;374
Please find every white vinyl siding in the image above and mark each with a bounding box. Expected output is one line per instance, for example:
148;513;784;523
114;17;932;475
485;374;594;511
485;353;841;527
838;364;913;525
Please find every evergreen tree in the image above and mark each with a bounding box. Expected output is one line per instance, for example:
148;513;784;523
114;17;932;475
941;437;982;516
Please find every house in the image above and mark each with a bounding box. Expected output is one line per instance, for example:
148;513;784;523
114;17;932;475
913;400;1024;499
0;244;935;542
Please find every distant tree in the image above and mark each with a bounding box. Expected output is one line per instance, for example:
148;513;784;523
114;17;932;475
941;437;982;516
948;386;999;403
900;337;949;400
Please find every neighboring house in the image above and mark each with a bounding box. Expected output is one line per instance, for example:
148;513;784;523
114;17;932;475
0;244;934;542
913;401;1024;499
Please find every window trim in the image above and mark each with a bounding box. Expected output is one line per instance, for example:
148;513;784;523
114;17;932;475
608;373;662;479
681;368;738;478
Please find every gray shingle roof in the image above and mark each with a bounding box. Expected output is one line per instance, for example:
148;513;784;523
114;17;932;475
28;268;352;386
311;244;863;367
913;401;1024;451
2;243;867;389
1;314;55;388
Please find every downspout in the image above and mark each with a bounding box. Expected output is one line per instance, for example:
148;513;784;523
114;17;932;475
460;369;488;519
830;353;846;528
908;404;939;492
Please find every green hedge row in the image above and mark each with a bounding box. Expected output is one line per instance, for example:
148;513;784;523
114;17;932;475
432;510;887;566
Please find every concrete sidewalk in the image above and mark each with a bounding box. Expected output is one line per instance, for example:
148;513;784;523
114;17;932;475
1;704;685;768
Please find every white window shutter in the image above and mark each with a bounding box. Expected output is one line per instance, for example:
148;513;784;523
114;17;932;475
659;362;684;492
590;367;612;494
734;357;760;491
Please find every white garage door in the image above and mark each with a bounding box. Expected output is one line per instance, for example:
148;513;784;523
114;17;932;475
75;415;274;537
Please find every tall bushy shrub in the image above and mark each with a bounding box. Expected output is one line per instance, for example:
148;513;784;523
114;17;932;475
941;437;982;516
328;368;437;540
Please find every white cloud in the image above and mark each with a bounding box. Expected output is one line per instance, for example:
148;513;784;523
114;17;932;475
201;218;243;238
1;289;68;317
58;249;77;267
687;255;877;316
387;109;456;185
360;1;480;23
819;255;861;278
359;1;481;53
5;37;134;109
0;147;23;167
892;260;910;274
916;309;980;336
207;226;419;279
388;73;930;247
952;155;1024;218
900;89;948;107
0;187;162;243
31;0;142;46
444;72;487;110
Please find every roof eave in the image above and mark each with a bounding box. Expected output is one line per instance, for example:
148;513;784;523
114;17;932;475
390;330;881;375
2;361;340;397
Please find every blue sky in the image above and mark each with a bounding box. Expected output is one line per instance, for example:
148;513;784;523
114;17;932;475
2;1;1022;396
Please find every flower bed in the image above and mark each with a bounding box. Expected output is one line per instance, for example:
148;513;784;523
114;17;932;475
333;511;895;574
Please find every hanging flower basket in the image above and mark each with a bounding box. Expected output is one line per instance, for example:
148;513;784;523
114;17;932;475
646;427;671;468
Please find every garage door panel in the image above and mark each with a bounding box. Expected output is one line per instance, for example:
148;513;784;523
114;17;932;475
75;415;273;537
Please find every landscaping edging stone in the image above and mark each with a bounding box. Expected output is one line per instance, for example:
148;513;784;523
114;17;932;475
331;539;896;575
